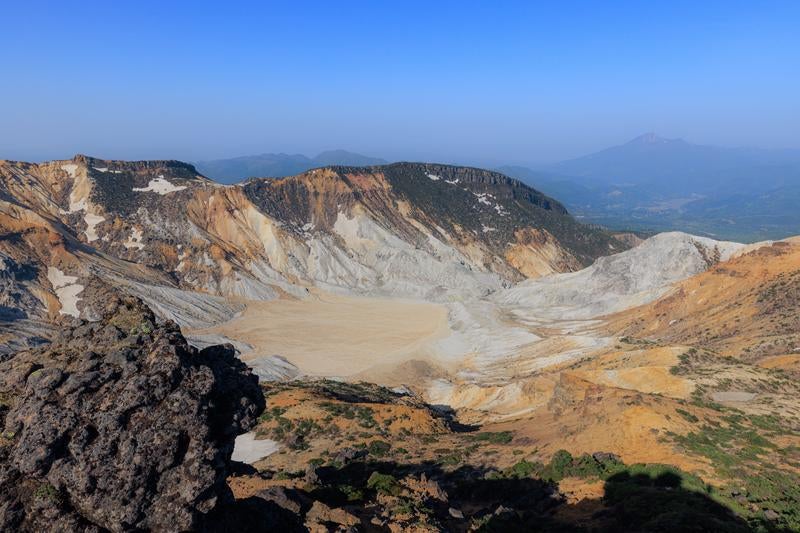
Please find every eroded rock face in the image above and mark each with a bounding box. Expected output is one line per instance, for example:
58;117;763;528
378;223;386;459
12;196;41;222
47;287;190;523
0;296;265;532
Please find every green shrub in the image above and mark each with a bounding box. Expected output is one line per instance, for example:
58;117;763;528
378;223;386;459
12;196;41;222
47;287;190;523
471;431;514;444
367;472;401;496
546;449;574;480
368;440;391;457
506;459;539;479
338;484;364;502
33;483;60;503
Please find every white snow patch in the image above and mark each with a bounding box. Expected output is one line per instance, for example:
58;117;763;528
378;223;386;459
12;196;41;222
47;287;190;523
301;222;314;232
426;173;441;181
493;203;509;216
474;193;492;206
47;267;78;289
445;179;459;185
93;166;121;173
231;433;280;464
482;225;496;233
132;176;187;195
83;213;105;242
124;227;145;250
46;267;84;318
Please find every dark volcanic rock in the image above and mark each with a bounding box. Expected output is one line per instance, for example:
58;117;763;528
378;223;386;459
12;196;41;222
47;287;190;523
0;296;265;532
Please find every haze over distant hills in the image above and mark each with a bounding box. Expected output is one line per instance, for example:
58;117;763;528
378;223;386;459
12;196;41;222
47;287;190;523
549;132;800;193
499;133;800;242
194;149;388;183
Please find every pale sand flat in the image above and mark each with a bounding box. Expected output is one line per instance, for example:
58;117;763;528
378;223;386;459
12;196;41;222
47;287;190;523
196;291;451;378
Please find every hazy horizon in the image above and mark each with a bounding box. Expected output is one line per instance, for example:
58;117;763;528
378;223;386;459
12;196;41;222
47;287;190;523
7;132;800;171
3;1;799;164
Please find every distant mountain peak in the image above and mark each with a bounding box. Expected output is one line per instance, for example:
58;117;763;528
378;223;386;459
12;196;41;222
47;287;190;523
195;149;387;183
313;149;366;159
628;132;677;145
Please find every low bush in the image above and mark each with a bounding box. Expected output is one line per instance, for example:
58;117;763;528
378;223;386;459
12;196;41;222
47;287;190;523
367;472;401;496
470;431;513;445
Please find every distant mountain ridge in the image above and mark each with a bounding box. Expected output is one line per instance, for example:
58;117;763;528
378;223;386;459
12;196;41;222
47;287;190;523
500;134;800;242
194;149;388;183
548;132;800;193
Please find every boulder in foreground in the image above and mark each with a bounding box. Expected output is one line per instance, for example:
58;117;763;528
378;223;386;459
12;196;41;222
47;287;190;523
0;296;265;532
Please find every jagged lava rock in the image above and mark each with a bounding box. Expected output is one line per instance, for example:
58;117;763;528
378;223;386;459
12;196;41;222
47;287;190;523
0;296;265;532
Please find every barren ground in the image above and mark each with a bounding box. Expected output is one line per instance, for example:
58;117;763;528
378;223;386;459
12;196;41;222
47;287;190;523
194;291;451;378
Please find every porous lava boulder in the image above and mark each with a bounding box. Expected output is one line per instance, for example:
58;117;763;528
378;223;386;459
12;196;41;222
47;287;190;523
0;296;265;532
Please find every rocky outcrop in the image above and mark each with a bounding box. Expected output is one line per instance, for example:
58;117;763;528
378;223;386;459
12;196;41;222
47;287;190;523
0;253;41;321
0;296;265;532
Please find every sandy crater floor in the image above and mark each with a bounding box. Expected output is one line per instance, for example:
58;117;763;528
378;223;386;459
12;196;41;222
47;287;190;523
193;291;451;377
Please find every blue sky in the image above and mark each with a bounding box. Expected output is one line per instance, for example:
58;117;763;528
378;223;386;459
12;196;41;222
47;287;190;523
1;1;798;164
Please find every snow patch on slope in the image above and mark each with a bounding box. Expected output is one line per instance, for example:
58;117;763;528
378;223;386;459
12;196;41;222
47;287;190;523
133;176;187;195
83;213;105;242
46;267;83;318
232;433;280;464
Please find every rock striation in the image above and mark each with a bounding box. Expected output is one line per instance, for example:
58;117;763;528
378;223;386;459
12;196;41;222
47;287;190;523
0;296;265;532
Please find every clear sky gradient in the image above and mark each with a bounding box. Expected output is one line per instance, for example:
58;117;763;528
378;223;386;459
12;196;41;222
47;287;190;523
2;1;798;164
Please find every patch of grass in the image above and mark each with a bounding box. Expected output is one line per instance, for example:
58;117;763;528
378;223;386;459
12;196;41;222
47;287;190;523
676;408;700;423
620;336;657;346
274;470;304;480
470;431;513;445
367;440;391;457
668;412;800;529
313;380;400;404
33;483;61;503
319;401;378;428
440;453;463;466
258;406;287;423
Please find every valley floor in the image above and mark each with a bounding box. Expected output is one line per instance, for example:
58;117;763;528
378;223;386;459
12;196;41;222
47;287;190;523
190;291;451;378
